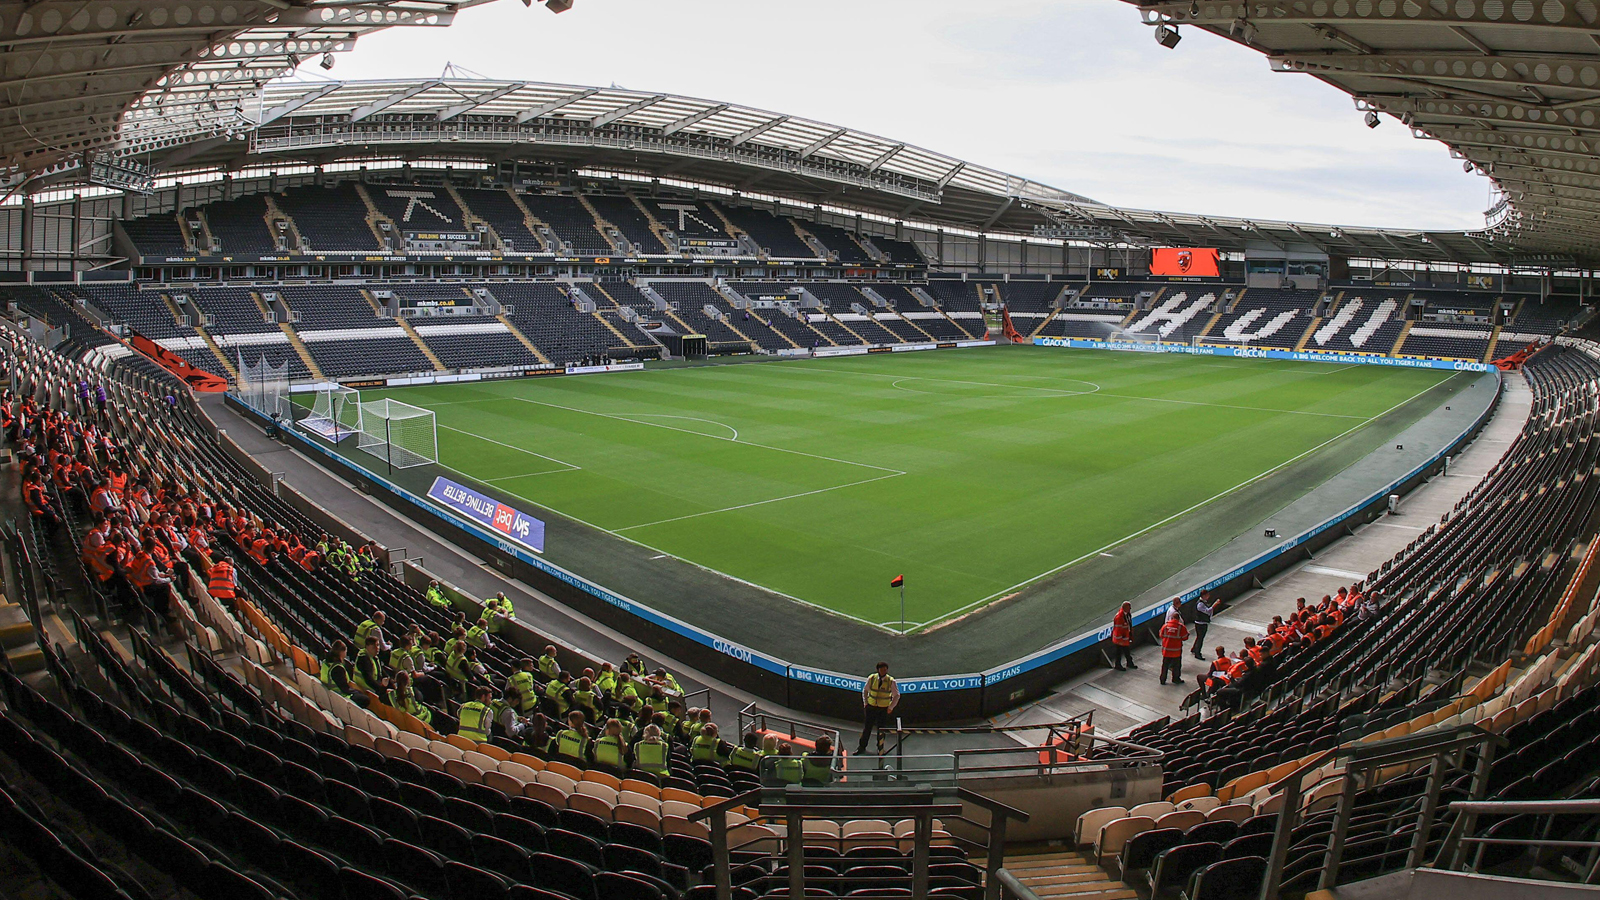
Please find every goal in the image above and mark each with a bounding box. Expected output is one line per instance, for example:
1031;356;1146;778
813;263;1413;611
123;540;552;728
1110;328;1162;346
301;385;363;442
357;398;438;470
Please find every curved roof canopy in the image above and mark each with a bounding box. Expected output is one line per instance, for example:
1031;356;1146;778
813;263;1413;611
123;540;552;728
172;76;1511;266
1123;0;1600;264
0;0;503;188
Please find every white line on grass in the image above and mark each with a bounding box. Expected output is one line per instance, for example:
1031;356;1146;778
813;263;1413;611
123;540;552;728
913;375;1454;631
436;424;583;472
624;414;739;440
615;471;904;532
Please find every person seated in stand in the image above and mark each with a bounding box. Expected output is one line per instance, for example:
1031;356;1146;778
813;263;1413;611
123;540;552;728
320;641;355;697
537;645;560;681
543;671;573;719
425;580;452;610
772;741;803;785
727;732;764;773
353;636;392;694
551;710;591;764
592;719;629;776
464;618;493;651
631;724;671;783
802;735;836;786
691;722;727;764
388;670;432;727
621;652;646;678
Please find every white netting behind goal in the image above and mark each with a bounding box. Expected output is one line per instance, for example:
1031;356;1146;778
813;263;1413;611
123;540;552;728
357;398;438;469
1110;329;1161;345
301;385;363;441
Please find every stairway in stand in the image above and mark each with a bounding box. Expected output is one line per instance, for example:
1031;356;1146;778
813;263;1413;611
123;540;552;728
999;850;1138;899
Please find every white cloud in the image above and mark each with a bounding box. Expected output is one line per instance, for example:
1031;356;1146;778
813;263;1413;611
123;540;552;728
322;0;1488;231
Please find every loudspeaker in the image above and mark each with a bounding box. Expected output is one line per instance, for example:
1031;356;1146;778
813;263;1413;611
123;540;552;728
1154;24;1182;48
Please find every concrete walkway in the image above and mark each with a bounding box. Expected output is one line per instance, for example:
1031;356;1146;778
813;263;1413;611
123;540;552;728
988;372;1533;741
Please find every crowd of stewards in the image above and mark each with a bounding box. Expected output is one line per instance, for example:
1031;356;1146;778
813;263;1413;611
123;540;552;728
1108;583;1381;712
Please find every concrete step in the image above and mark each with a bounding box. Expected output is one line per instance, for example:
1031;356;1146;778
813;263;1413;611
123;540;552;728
0;621;34;649
7;646;45;674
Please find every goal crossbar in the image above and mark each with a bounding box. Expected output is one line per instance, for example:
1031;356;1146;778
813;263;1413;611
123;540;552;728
357;398;438;469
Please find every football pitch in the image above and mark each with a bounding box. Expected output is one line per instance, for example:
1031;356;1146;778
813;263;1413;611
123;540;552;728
366;347;1455;632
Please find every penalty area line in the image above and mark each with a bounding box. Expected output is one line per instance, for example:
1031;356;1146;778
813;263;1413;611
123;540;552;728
614;471;905;533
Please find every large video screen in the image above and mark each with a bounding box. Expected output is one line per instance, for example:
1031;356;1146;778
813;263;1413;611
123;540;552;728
1151;247;1220;277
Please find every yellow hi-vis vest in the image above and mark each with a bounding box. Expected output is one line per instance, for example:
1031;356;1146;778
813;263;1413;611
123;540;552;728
456;701;492;742
508;671;539;713
634;740;669;776
866;673;896;708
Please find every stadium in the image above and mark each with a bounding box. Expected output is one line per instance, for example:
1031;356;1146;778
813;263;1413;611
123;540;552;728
3;0;1600;898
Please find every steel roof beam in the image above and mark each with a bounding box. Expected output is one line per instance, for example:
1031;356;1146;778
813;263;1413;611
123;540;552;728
259;82;344;125
514;89;600;123
661;105;729;136
730;116;789;147
350;80;444;122
590;95;666;128
437;83;527;121
799;129;848;159
867;144;905;172
936;162;966;189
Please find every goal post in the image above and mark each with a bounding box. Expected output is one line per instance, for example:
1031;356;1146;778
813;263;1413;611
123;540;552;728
1110;328;1162;346
357;398;438;470
301;385;363;442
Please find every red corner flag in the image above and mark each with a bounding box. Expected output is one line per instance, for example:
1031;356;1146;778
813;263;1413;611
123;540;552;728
890;575;904;588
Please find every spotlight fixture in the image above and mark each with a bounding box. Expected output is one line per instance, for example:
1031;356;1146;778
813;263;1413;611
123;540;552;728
320;53;335;70
545;0;573;11
1154;23;1182;48
1364;110;1381;128
1189;0;1200;15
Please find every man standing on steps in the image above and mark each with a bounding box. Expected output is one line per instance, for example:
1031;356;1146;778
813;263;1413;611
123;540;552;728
1159;605;1190;686
1192;590;1223;660
855;661;900;756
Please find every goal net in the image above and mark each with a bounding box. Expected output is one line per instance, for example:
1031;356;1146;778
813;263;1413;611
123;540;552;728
357;398;438;469
301;385;363;442
1109;328;1162;346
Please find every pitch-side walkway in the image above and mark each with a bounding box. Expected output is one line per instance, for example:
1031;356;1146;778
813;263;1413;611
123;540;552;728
988;372;1534;743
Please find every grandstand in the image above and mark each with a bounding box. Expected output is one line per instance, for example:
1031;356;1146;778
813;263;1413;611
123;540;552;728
8;3;1600;899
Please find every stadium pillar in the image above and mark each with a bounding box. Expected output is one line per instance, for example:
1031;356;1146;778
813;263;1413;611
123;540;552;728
71;194;82;269
978;232;987;270
20;196;33;271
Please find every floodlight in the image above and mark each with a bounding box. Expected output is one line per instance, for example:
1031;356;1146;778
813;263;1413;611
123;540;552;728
1154;23;1181;48
320;53;335;70
546;0;573;11
1364;110;1380;128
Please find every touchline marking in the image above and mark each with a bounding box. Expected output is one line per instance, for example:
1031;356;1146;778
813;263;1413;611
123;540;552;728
916;376;1452;630
438;424;582;472
616;472;904;532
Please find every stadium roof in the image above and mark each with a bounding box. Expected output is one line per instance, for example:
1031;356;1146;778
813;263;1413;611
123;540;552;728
1123;0;1600;265
130;75;1533;267
0;0;506;190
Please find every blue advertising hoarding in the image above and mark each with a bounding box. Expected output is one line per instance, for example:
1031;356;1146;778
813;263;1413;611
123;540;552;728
427;475;547;554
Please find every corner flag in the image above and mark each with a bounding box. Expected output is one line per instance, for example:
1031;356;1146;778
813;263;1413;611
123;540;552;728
890;575;904;588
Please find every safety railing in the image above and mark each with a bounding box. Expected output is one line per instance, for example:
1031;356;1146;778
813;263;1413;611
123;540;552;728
1438;798;1600;882
690;783;1032;900
1260;723;1507;898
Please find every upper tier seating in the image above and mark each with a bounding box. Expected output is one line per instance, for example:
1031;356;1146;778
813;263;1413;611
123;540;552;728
205;194;279;254
366;184;468;235
716;204;816;259
925;280;983;312
645;199;729;239
996;282;1065;314
455;188;547;253
121;213;191;257
277;184;380;252
803;221;873;265
1513;296;1581;335
871;235;924;265
584;196;670;254
520;194;613;255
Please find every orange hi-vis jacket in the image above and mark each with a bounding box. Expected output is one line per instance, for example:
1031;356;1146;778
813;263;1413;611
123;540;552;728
1159;619;1189;658
1111;609;1133;647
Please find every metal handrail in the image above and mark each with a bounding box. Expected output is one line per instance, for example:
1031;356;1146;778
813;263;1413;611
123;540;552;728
994;867;1043;900
1439;798;1600;883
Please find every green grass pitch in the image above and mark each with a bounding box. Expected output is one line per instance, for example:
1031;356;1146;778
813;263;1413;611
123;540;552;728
367;346;1452;632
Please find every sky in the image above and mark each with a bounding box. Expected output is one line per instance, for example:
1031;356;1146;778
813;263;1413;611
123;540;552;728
312;0;1491;232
